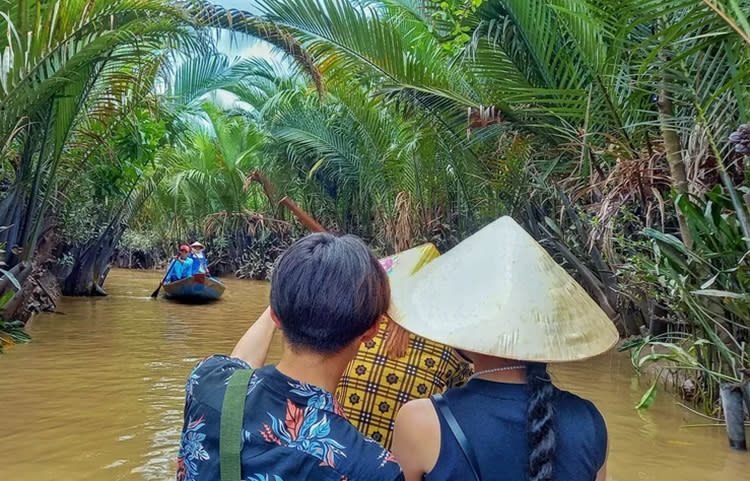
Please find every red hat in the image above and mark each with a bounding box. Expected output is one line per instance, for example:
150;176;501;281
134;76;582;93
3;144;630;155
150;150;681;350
179;244;190;252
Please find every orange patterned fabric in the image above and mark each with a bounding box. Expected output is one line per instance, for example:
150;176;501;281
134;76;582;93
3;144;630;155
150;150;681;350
336;320;472;449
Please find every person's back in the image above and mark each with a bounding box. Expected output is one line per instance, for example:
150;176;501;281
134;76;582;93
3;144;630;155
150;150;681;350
188;252;203;275
390;217;617;481
337;243;471;450
176;256;193;279
177;233;404;481
168;245;193;282
337;317;471;448
179;356;401;481
424;380;606;481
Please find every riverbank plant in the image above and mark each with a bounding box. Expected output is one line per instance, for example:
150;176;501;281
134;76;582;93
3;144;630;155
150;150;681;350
0;274;29;353
621;189;750;412
0;320;30;354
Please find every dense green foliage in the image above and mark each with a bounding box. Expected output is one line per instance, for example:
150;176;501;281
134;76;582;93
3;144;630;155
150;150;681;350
0;0;198;307
1;0;749;410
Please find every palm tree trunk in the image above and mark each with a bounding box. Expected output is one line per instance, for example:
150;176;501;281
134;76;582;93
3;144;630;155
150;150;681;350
658;88;693;249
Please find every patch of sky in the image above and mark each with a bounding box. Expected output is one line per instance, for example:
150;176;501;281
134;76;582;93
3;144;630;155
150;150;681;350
186;1;293;112
218;0;263;13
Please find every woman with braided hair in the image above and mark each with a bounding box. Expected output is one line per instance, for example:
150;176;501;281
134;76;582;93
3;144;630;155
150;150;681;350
390;217;617;481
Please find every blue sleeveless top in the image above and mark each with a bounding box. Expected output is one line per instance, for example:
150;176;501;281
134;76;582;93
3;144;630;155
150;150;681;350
425;379;607;481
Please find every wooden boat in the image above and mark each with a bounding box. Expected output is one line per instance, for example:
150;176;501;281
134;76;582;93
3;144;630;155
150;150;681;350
163;273;225;301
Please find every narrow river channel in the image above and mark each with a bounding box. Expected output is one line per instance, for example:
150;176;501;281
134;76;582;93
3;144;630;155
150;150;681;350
0;269;747;480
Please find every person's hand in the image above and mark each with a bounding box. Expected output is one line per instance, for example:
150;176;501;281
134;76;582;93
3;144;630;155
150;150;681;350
172;255;179;260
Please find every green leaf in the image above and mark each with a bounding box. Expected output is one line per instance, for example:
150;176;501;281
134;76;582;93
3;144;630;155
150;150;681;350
307;159;325;180
635;381;658;410
543;216;565;240
647;342;696;365
617;337;645;352
700;272;721;290
628;337;652;372
0;291;14;309
643;228;688;254
0;269;21;290
691;289;749;300
638;353;679;368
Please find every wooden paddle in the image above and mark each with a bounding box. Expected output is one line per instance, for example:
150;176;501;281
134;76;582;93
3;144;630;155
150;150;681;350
151;259;177;298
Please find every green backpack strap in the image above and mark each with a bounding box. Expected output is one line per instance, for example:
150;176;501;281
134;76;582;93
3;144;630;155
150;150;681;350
220;368;255;481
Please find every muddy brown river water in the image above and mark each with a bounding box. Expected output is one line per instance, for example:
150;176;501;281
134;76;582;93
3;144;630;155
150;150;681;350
0;269;747;480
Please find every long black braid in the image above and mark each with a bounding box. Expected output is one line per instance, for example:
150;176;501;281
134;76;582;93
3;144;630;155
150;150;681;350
526;362;555;481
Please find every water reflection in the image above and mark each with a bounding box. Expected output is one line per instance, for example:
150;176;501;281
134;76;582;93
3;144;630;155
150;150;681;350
0;269;745;480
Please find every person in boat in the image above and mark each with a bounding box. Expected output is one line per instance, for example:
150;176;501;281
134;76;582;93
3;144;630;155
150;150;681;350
336;244;472;449
390;217;617;481
189;241;209;276
177;233;404;481
167;245;194;283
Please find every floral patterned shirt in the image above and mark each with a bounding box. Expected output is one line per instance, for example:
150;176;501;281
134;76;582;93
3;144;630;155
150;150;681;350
178;355;404;481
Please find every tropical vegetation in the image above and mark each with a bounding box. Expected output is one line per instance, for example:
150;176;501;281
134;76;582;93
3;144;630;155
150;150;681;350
1;0;749;412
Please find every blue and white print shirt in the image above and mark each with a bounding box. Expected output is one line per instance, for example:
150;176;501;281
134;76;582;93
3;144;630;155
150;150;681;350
177;355;404;481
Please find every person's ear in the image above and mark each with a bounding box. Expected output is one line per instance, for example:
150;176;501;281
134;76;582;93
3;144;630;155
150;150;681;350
361;317;381;343
269;308;283;329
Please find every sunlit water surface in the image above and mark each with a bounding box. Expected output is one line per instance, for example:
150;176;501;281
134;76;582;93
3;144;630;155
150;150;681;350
0;269;747;480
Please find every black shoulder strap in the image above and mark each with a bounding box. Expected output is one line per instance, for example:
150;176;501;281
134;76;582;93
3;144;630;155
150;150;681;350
220;368;255;481
432;393;482;481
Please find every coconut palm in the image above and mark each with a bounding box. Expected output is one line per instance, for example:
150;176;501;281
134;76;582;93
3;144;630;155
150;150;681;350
0;0;195;268
194;0;750;341
243;0;750;222
0;0;199;310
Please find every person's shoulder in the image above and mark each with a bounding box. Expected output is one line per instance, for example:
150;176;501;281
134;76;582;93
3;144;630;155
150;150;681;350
185;355;252;405
396;397;438;430
192;354;251;375
554;389;604;423
393;397;441;450
553;388;607;445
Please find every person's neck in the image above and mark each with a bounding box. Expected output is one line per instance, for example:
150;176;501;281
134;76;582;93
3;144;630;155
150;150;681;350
275;344;355;393
470;353;528;384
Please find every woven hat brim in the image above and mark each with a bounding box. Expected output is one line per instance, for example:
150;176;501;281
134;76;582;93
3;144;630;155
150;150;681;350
390;217;619;362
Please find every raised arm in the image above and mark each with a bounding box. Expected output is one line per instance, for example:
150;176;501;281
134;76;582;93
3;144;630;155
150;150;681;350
231;306;277;368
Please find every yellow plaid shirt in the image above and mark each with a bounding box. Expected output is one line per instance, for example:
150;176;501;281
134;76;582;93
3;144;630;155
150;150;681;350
336;319;472;449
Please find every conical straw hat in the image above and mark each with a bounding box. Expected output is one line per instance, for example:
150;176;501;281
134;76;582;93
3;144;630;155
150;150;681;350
393;217;619;362
379;244;440;323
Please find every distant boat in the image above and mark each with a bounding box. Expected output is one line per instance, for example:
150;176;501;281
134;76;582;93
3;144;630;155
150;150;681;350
163;273;225;302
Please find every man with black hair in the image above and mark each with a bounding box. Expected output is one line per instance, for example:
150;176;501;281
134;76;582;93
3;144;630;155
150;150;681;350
177;233;404;481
